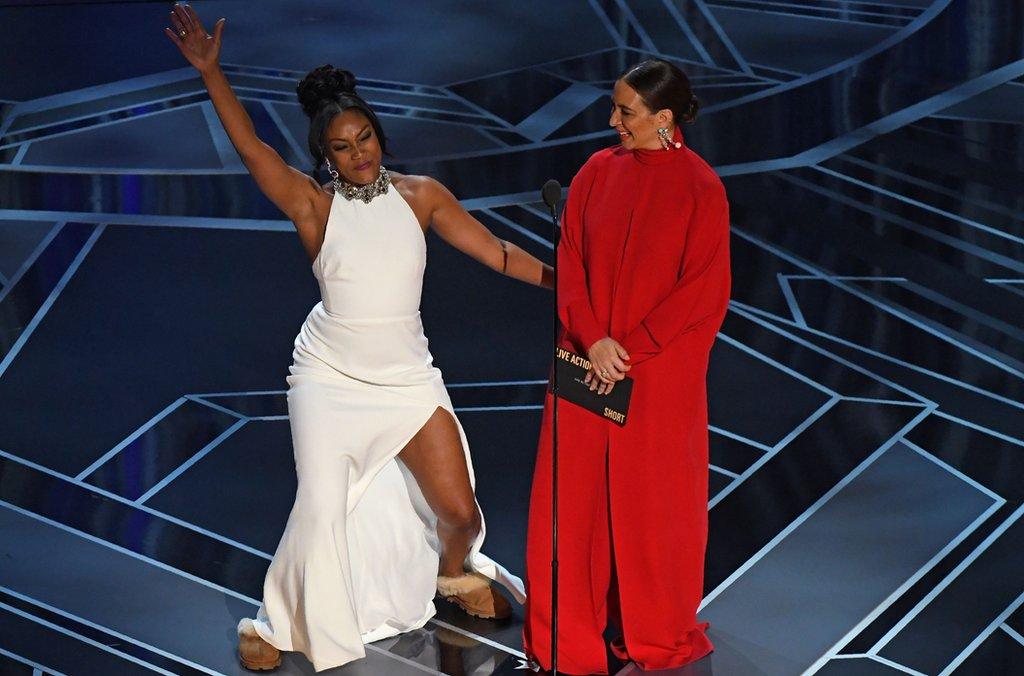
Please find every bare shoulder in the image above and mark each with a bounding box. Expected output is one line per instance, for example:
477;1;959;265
389;172;451;205
387;172;446;230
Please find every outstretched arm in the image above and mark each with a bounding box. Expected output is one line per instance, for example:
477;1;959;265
423;177;554;289
164;3;320;229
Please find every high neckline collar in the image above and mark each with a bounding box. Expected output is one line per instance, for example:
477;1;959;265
632;126;686;165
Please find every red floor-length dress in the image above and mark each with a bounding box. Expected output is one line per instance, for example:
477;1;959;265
523;125;731;674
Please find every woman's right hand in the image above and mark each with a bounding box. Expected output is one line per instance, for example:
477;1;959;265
164;3;225;74
585;337;631;389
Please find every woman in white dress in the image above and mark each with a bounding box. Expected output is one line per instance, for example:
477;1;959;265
165;4;549;672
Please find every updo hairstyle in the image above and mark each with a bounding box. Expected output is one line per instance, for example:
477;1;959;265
295;64;389;173
621;59;700;125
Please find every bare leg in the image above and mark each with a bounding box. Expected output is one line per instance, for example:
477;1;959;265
398;406;480;578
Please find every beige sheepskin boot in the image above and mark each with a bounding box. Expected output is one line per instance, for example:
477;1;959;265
237;618;282;671
436;571;512;620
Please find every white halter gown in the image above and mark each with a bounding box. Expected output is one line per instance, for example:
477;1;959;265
252;183;526;672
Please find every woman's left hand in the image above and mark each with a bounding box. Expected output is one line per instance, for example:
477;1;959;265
585;337;630;395
585;368;617;395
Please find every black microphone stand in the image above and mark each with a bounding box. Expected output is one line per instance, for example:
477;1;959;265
542;180;562;676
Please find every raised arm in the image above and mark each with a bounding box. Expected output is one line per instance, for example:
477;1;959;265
416;176;554;289
164;4;320;228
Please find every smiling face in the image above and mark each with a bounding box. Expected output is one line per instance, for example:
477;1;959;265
609;78;674;151
323;108;383;186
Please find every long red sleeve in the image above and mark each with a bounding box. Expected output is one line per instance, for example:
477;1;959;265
557;163;607;354
620;181;731;365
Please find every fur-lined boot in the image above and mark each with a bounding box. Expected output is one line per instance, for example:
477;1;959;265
237;618;281;671
436;571;512;620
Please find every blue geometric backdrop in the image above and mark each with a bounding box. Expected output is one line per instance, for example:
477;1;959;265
1;1;1022;674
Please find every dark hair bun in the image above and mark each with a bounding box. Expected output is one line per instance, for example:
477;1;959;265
296;64;358;118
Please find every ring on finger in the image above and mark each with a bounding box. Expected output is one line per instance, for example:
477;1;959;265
179;29;187;36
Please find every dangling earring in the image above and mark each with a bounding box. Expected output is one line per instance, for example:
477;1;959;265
657;127;681;150
325;155;343;192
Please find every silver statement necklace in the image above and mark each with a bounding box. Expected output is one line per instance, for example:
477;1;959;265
333;165;391;204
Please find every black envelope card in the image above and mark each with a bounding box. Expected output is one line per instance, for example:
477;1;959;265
550;346;633;427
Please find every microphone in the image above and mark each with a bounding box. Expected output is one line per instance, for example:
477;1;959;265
541;177;562;675
542;179;562;214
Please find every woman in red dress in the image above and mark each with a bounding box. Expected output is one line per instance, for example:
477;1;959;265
523;59;731;674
